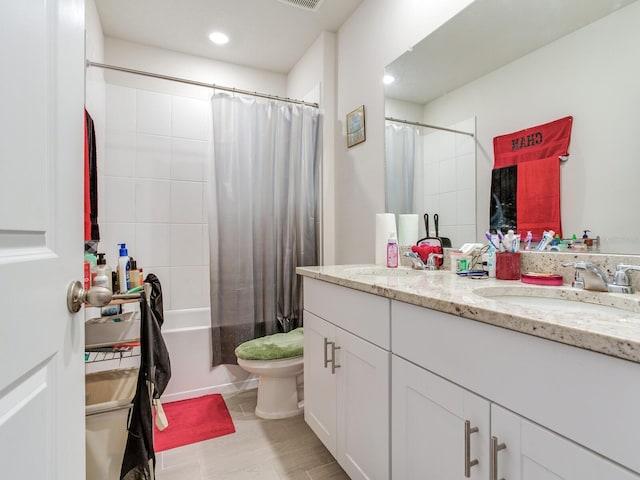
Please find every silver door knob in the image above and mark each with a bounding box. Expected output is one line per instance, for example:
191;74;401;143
66;280;112;313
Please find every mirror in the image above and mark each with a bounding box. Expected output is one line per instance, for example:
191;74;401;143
384;0;640;254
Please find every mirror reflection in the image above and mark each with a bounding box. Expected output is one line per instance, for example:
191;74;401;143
384;0;640;254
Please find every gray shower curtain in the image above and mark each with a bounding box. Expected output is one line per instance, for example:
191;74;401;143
208;92;320;366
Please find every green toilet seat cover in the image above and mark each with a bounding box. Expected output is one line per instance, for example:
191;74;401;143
235;328;304;361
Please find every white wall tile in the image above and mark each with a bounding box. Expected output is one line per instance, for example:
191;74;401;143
105;130;136;177
136;179;171;223
136;90;171;136
171;138;206;182
439;157;457;194
170;224;204;266
105;177;136;223
457;188;476;225
171;181;204;223
135;223;171;267
203;221;210;265
171;96;209;140
106;84;136;133
170;266;210;310
456;152;476;191
136;134;171;179
437;191;457;226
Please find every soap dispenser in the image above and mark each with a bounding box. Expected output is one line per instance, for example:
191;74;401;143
93;253;112;292
117;243;130;293
386;232;399;268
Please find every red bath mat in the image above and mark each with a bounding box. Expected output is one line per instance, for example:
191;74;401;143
154;394;236;452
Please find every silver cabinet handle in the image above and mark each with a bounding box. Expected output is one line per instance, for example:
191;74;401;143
323;337;331;368
464;420;479;477
331;344;341;374
490;436;506;480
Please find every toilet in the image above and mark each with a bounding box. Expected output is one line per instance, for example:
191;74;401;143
235;328;304;419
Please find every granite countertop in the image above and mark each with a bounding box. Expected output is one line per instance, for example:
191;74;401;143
297;264;640;364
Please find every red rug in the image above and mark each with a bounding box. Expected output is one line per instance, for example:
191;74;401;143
154;394;236;452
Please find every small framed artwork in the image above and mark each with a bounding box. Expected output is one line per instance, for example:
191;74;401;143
346;105;366;148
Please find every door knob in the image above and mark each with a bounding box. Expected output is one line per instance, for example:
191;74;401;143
66;280;112;313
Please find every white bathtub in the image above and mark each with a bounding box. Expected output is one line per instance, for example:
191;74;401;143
161;308;257;402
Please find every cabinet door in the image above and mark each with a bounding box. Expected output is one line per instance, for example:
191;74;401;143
336;328;390;480
304;311;337;456
492;404;640;480
392;356;490;480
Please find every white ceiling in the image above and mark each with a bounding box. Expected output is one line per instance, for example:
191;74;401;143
384;0;638;105
95;0;363;73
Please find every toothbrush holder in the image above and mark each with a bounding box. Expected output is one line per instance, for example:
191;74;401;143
496;252;521;280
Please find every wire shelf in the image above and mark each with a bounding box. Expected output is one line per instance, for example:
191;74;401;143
85;346;141;364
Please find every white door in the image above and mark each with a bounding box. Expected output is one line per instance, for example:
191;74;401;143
492;404;640;480
336;328;390;480
0;1;85;479
303;311;337;456
392;355;490;480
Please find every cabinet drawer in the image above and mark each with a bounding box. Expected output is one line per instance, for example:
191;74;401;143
392;299;640;474
303;278;390;350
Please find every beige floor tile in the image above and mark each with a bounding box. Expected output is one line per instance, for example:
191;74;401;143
155;388;348;480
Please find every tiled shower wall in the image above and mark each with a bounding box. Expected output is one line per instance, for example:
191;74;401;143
99;83;211;312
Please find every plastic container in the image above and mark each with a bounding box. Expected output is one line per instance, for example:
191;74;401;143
386;232;399;268
85;368;139;480
85;310;139;348
117;243;130;294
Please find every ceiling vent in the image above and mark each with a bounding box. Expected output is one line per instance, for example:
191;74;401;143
277;0;325;12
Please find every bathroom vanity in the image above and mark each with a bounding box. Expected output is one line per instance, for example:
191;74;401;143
298;265;640;480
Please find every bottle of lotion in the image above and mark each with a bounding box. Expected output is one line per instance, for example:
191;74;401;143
93;253;112;292
117;243;130;293
386;232;399;268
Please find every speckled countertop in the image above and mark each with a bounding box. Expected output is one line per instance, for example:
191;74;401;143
296;264;640;364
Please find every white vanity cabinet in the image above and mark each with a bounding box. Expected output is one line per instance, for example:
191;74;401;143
392;355;490;479
392;299;640;479
303;278;390;480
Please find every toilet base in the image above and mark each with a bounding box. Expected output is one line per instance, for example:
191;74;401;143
255;375;304;419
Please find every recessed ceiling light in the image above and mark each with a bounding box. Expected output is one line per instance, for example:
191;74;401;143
208;32;229;45
383;75;395;85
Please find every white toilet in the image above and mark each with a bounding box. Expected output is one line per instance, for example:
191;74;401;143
235;328;304;419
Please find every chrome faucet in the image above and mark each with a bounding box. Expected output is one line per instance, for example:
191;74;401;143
562;262;640;294
426;253;444;271
404;252;426;270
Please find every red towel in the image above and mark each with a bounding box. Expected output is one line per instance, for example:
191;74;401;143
412;245;443;267
491;116;572;240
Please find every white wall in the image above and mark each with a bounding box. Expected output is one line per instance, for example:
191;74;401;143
421;1;640;253
334;0;474;263
288;32;337;264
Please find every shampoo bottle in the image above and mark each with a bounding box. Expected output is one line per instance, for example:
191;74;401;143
386;232;399;268
117;243;131;293
129;258;141;289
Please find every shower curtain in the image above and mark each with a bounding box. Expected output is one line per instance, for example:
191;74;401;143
385;123;423;216
208;92;320;366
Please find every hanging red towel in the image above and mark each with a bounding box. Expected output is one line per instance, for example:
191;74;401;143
84;109;100;241
490;116;572;240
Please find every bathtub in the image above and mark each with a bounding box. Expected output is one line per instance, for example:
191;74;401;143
161;308;257;402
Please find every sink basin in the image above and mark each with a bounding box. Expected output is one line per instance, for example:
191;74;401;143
343;267;427;277
473;286;640;316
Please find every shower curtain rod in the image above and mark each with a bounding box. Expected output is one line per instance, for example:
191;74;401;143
385;116;474;137
86;60;319;108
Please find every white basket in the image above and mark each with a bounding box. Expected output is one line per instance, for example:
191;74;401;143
85;311;139;348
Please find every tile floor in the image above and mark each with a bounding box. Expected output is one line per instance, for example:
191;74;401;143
155;389;350;479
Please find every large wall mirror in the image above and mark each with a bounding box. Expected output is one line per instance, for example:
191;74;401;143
384;0;640;254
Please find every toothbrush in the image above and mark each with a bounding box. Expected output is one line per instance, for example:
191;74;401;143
497;230;505;251
485;232;499;250
524;231;532;250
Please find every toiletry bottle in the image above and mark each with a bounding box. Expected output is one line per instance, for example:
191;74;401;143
129;258;141;288
386;232;399;268
117;243;131;293
487;235;497;278
84;252;97;286
93;253;112;291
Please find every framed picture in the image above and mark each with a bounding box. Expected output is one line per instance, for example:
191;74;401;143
346;105;366;148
